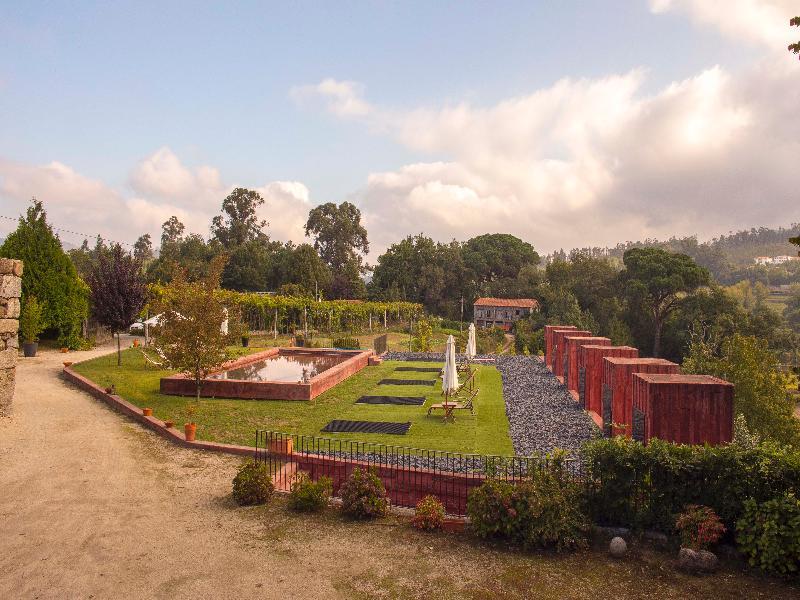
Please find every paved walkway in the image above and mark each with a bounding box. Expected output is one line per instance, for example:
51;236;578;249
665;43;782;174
0;342;338;599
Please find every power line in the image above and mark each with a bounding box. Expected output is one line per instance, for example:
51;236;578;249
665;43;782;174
0;214;137;248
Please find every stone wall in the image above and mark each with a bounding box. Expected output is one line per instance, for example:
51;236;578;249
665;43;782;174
0;259;23;417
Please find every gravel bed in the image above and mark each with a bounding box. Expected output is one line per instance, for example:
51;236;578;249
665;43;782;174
496;355;599;456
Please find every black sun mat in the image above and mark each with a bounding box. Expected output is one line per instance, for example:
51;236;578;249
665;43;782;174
356;395;426;406
378;379;436;386
394;367;441;373
321;420;411;435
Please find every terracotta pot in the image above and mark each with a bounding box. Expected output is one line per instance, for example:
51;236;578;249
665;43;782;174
63;361;73;367
133;339;140;347
267;437;293;455
442;519;466;533
163;420;175;429
60;347;69;353
142;407;153;417
184;423;197;441
104;386;115;394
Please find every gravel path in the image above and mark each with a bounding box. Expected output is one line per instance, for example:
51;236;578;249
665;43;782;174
496;355;599;456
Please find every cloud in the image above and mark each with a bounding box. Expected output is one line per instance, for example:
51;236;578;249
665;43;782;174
0;149;313;249
290;78;373;118
649;0;797;49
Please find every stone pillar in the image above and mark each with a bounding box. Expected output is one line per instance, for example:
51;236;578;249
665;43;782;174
0;259;23;417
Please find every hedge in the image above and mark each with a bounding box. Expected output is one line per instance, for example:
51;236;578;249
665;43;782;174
581;437;800;533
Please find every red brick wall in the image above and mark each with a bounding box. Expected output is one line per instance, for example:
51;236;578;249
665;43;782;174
579;345;638;413
564;336;610;393
632;374;734;445
545;325;576;368
602;357;680;437
553;329;591;378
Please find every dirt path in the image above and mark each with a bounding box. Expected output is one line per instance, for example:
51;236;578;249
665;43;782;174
0;342;341;599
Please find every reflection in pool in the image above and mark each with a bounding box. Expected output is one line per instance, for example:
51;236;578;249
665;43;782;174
210;352;349;383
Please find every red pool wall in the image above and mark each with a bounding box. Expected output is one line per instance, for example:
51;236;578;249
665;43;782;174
564;336;610;393
602;357;680;437
631;374;734;445
579;345;639;413
545;325;576;368
553;330;591;378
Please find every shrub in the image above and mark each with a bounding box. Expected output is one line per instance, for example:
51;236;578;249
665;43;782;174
736;492;800;578
331;336;360;349
19;295;45;343
412;495;446;531
232;460;274;506
288;473;332;512
467;459;590;551
339;467;388;519
411;318;433;352
581;436;800;533
675;505;726;550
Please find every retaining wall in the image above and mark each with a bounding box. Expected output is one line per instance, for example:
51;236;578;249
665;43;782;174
564;336;610;394
553;329;591;379
544;325;576;368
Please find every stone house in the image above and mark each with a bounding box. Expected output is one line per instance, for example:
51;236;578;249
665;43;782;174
473;297;539;331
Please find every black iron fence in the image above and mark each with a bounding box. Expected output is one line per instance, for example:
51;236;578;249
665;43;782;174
254;430;579;516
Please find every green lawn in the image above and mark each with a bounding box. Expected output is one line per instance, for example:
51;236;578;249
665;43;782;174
73;349;512;455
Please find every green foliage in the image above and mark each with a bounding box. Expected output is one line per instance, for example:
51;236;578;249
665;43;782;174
339;467;389;519
513;319;544;354
581;437;800;533
622;247;710;357
0;199;89;347
288;473;332;512
19;296;45;343
467;458;590;551
683;333;800;447
211;187;267;249
736;492;800;578
411;495;446;531
675;505;725;550
154;255;230;401
331;336;360;349
412;317;433;352
232;460;274;506
789;17;800;59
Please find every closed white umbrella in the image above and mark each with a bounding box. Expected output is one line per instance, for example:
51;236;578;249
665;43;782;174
442;334;460;400
466;323;477;360
221;307;229;335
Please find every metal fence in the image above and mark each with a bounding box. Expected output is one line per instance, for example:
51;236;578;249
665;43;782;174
254;430;579;516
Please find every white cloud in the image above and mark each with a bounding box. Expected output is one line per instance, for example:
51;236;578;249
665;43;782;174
649;0;797;48
0;149;313;248
290;78;372;118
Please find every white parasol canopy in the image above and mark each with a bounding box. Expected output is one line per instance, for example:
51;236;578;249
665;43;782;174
442;334;460;398
221;307;229;335
466;323;477;360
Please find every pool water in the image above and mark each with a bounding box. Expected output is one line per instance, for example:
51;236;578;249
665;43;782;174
210;352;349;383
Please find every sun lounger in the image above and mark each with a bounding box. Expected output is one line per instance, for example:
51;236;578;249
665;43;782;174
427;388;479;421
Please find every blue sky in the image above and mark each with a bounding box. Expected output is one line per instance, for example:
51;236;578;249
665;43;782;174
1;1;798;254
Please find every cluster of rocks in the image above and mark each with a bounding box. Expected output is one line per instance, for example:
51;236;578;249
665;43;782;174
0;258;23;417
495;355;599;456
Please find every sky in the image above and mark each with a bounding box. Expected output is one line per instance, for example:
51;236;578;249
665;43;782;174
0;0;798;258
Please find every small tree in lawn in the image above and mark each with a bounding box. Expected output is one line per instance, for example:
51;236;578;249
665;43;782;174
87;244;148;365
155;255;229;403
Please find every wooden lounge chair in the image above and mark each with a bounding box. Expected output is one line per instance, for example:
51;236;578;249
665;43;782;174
427;388;479;421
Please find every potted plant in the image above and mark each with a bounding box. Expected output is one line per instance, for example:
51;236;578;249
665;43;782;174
184;404;197;441
241;330;250;348
19;296;45;358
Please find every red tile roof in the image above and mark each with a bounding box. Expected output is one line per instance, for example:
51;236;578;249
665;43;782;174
473;297;539;309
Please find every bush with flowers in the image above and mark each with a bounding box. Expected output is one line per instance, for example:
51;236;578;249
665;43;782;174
675;505;726;550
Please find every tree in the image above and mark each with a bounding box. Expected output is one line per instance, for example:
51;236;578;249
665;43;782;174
160;216;185;248
789;16;800;60
684;334;800;447
133;234;154;263
0;199;89;347
211;188;267;249
622;247;710;357
221;239;280;291
462;233;540;287
87;244;148;365
305;202;369;299
147;234;223;284
155;255;230;402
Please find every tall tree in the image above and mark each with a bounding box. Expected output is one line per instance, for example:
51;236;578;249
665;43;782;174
305;201;369;299
160;216;185;248
133;234;154;263
211;188;267;249
462;234;540;287
0;199;89;347
87;244;147;365
622;247;710;357
155;255;230;402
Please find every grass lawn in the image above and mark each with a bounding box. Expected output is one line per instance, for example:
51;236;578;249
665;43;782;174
72;348;512;455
